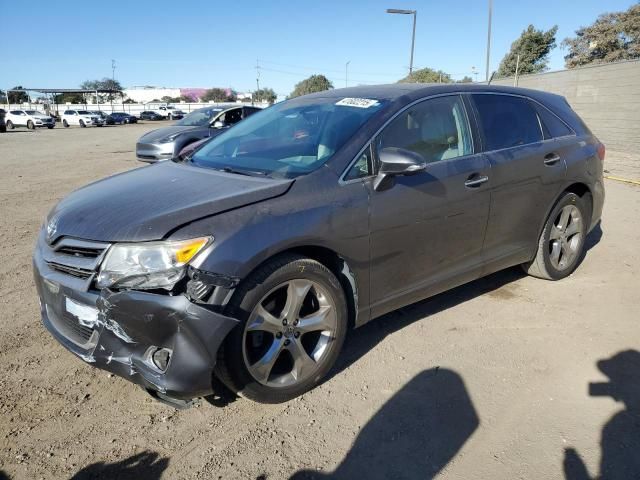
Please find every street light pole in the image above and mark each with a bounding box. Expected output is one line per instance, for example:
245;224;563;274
386;9;417;75
345;60;350;88
485;0;492;82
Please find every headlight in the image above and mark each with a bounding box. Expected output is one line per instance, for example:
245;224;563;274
96;237;211;290
159;133;181;143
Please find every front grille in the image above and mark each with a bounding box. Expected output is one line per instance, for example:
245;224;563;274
46;305;95;347
47;262;93;279
42;237;110;288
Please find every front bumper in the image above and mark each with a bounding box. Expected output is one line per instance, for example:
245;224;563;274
136;141;175;162
33;238;239;400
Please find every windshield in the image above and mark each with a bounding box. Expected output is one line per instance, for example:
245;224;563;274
175;108;223;127
25;110;40;115
190;97;385;178
78;110;90;115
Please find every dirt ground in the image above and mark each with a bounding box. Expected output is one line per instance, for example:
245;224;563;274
0;124;638;480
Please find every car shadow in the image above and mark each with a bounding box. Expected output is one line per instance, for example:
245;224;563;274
70;450;169;480
0;470;10;479
563;349;640;480
289;368;479;479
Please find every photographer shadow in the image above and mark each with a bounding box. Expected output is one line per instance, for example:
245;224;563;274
291;367;479;479
564;350;640;479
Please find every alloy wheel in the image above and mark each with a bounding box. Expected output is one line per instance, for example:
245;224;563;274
548;204;583;271
242;279;338;388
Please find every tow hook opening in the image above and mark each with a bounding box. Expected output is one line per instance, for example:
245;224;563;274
144;346;173;372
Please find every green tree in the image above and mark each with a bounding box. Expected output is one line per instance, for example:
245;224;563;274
289;75;333;98
254;87;277;104
398;67;452;83
562;4;640;68
496;25;558;77
457;75;474;83
53;92;85;104
80;78;123;102
8;86;29;103
201;88;236;102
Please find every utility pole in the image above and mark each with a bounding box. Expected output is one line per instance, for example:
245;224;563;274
485;0;492;82
514;54;520;87
345;60;350;88
256;59;261;94
386;9;417;75
112;59;116;81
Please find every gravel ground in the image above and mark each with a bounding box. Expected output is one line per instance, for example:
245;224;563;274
0;124;638;480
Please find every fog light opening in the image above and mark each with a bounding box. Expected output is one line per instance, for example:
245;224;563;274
151;348;172;371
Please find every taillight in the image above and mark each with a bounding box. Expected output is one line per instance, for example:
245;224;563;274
597;142;606;161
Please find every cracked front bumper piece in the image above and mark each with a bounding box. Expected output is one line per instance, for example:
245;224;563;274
33;245;239;401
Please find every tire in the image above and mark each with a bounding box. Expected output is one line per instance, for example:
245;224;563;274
47;125;54;129
215;254;348;403
63;120;69;128
27;120;34;130
79;120;86;128
6;120;14;130
523;192;591;280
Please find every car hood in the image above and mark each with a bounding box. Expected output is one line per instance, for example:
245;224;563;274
140;126;201;142
31;114;52;120
47;161;294;243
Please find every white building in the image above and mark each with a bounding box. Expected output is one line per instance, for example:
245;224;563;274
123;86;183;103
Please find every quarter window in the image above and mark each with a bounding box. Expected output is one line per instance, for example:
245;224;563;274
472;94;542;151
532;102;573;138
344;147;372;180
377;95;472;163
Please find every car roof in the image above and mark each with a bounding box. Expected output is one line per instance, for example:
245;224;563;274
301;83;565;105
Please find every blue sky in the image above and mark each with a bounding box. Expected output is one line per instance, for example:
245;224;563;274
2;0;636;97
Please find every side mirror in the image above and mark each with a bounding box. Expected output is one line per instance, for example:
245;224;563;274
212;120;225;129
373;147;427;191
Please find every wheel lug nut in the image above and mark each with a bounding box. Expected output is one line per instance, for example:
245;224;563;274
282;319;288;326
294;332;300;338
276;332;282;339
293;320;298;326
284;339;291;346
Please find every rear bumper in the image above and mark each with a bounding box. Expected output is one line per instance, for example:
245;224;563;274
136;141;175;162
33;243;239;401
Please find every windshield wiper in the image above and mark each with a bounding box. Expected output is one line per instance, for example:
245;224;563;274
220;166;268;177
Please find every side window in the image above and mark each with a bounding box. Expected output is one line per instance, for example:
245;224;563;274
344;147;372;180
472;94;542;151
9;111;20;115
377;95;473;163
225;108;243;125
532;102;573;139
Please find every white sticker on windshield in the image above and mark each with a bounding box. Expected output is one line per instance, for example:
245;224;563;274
335;98;380;108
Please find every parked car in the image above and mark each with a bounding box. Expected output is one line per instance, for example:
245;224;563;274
107;112;138;124
148;104;183;120
5;109;55;129
0;109;5;133
89;111;113;125
139;111;164;121
34;84;604;406
136;105;261;162
61;110;104;127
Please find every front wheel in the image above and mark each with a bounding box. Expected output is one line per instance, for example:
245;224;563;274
215;254;348;403
523;192;590;280
79;120;86;128
63;119;69;128
27;120;34;130
47;125;54;129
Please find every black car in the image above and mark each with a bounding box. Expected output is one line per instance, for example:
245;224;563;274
139;111;164;121
136;105;261;162
107;112;138;125
34;84;604;406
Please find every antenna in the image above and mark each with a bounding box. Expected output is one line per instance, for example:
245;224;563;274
487;71;496;85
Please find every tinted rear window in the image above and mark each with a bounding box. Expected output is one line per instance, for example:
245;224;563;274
532;102;573;138
472;94;542;151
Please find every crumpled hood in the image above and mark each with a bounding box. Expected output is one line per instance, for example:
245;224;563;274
139;125;201;142
47;161;293;243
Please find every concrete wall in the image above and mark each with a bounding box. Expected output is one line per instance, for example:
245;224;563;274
492;60;640;153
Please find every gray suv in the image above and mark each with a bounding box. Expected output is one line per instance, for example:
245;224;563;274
34;84;604;406
136;105;261;162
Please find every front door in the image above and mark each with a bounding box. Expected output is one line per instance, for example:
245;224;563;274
367;95;491;318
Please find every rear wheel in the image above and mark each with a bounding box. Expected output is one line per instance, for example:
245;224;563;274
27;120;34;130
6;120;14;130
215;254;348;403
523;192;590;280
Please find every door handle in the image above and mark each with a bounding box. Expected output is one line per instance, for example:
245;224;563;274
464;175;489;188
544;153;561;165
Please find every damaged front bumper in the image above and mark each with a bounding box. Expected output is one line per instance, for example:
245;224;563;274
33;241;239;401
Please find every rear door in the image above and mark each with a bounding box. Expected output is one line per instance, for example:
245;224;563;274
469;93;567;269
366;94;491;317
